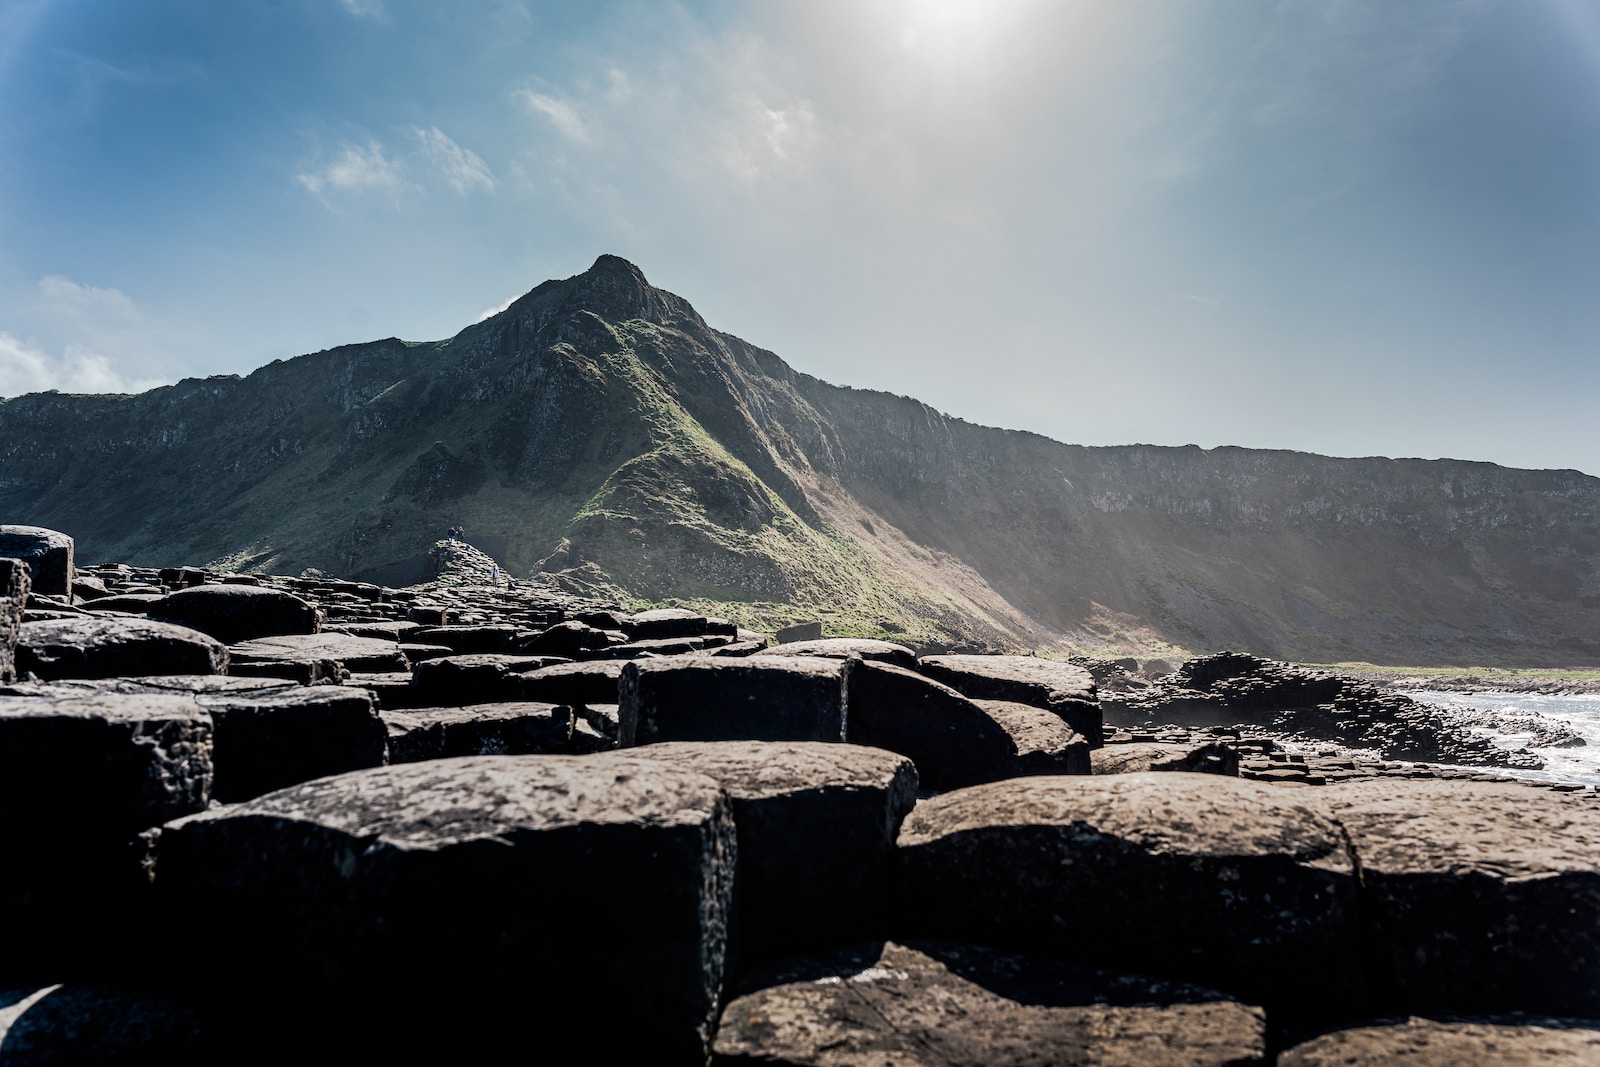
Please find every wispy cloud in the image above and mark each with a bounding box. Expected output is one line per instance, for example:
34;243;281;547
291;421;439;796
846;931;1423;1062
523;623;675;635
0;332;164;397
337;0;385;20
414;127;496;195
296;141;406;200
476;294;519;322
513;89;590;142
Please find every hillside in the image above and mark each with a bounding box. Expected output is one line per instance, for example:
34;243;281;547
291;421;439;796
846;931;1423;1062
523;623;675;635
3;255;1598;665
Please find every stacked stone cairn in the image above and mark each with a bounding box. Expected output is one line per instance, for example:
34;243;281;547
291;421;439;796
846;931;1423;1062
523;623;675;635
2;523;1598;1063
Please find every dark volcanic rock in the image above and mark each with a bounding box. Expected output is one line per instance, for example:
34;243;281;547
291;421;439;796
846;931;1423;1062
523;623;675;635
1316;778;1600;1019
227;633;408;677
408;653;566;706
0;984;207;1063
381;702;574;762
849;663;1086;790
1;557;27;684
1278;1016;1600;1066
0;692;212;979
634;741;916;964
154;754;738;1063
619;655;852;747
17;617;228;680
757;637;919;670
408;624;517;654
508;659;625;706
626;607;709;640
198;686;386;803
919;655;1102;747
895;773;1367;1026
975;699;1093;777
0;525;74;597
148;584;320;645
514;619;617;657
1092;741;1240;776
713;940;1268;1066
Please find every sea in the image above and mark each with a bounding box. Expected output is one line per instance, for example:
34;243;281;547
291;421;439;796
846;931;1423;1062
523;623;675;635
1408;689;1600;787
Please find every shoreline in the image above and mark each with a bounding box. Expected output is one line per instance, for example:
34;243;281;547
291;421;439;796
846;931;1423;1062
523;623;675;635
1316;664;1600;697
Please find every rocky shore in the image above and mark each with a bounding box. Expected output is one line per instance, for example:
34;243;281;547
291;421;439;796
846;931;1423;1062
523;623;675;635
3;523;1600;1064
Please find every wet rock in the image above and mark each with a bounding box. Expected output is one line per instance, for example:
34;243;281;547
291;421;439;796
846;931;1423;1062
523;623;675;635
408;653;567;706
0;984;207;1064
713;940;1268;1066
1092;742;1240;776
0;692;212;980
381;702;574;763
148;585;320;645
848;663;1085;790
227;633;408;677
198;686;386;803
619;655;852;747
0;525;74;598
635;742;916;964
919;655;1102;747
17;617;228;680
895;773;1367;1026
1;557;27;684
1278;1016;1600;1066
1316;779;1600;1018
154;754;737;1063
757;637;919;670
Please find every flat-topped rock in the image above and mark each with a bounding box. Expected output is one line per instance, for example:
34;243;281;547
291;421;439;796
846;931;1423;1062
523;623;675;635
974;698;1092;776
514;619;618;657
155;753;738;1062
1279;1016;1600;1066
1315;778;1600;1018
896;773;1366;1025
1092;741;1240;776
17;617;228;680
849;663;1087;790
408;624;518;654
408;653;568;706
382;702;574;763
635;742;916;963
148;585;320;645
620;655;852;747
756;637;918;670
227;632;408;675
0;525;74;597
919;655;1102;746
508;659;625;706
197;686;386;803
714;940;1268;1067
626;607;709;640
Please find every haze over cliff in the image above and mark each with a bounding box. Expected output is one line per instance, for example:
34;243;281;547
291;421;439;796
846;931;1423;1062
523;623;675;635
4;255;1597;666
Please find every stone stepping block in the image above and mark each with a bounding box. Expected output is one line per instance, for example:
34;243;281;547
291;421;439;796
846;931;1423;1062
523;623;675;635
848;663;1086;790
147;585;320;645
626;607;711;640
334;620;426;641
634;741;917;964
620;655;852;747
196;686;386;803
1;557;27;684
0;692;213;979
82;592;166;614
0;525;74;597
0;984;207;1064
895;773;1366;1026
713;940;1267;1066
513;619;620;657
17;617;228;681
408;653;569;706
919;655;1103;747
382;703;575;763
755;637;919;670
1092;741;1240;776
154;754;737;1063
1278;1016;1600;1066
973;699;1091;776
408;624;518;654
508;659;625;706
600;635;732;658
1316;778;1600;1019
708;639;769;658
227;633;409;677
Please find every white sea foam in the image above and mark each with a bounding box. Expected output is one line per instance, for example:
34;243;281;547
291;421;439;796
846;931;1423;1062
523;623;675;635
1408;690;1600;787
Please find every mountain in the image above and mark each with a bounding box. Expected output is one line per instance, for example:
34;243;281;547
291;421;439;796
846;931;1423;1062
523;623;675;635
4;255;1598;666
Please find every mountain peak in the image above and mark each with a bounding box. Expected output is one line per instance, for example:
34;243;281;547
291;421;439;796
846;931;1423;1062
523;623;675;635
585;253;650;287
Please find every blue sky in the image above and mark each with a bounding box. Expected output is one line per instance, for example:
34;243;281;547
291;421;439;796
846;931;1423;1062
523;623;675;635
3;0;1599;474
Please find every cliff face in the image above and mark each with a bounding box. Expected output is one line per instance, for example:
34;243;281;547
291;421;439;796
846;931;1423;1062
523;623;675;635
3;255;1597;665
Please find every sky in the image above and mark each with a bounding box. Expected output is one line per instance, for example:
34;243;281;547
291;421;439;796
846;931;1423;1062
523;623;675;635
2;0;1599;474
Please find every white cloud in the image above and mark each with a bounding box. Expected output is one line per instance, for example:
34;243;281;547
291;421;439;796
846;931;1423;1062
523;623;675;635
414;127;496;195
476;294;519;322
296;141;406;199
513;89;590;142
0;332;164;397
338;0;385;19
